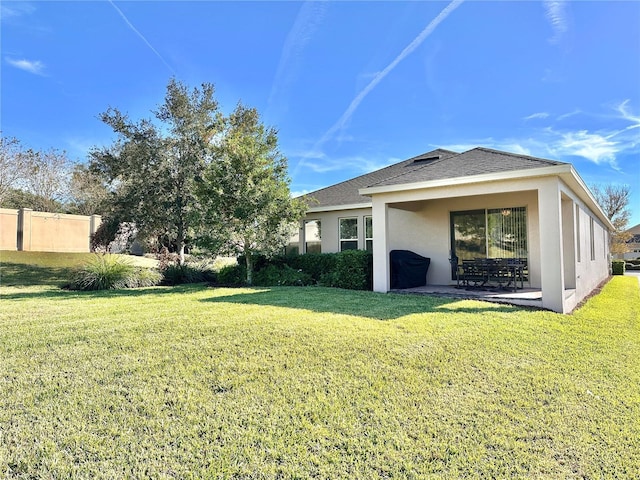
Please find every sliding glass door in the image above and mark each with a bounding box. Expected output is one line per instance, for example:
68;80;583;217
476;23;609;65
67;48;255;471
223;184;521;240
451;207;528;277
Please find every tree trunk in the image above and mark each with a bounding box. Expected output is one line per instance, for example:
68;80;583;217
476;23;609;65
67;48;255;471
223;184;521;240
177;239;186;265
245;249;253;286
176;218;186;265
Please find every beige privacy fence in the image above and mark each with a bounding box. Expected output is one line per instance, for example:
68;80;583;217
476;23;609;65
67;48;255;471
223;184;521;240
0;208;101;253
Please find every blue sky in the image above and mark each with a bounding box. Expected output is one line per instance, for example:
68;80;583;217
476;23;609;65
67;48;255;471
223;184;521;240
2;1;639;226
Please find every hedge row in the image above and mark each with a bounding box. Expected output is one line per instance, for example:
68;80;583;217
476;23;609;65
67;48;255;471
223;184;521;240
612;260;625;275
220;250;373;290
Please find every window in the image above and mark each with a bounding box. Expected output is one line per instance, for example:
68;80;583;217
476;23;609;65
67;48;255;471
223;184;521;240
576;205;581;262
450;207;528;278
365;216;373;252
590;217;595;261
305;220;321;254
339;217;358;251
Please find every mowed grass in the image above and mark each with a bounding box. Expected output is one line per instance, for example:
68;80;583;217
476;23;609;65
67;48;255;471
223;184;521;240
0;255;638;478
0;250;158;287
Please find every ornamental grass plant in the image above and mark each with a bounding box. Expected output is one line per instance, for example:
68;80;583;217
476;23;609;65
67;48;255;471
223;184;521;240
70;254;162;290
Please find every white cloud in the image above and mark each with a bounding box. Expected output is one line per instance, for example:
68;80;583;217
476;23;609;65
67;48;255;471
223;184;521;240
290;189;312;198
435;143;477;153
6;57;45;75
550;130;619;168
543;0;568;45
557;109;581;121
500;143;532;156
1;2;35;20
298;155;397;175
524;112;550;121
616;99;640;125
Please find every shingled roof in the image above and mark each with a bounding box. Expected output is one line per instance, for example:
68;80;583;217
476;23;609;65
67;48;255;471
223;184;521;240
304;147;568;209
304;148;457;208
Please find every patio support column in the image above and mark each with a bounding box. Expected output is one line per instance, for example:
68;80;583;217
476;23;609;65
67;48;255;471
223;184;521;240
298;220;305;254
372;199;390;292
538;179;566;313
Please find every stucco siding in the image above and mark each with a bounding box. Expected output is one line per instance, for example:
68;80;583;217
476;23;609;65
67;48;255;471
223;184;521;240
386;191;540;287
29;212;93;253
302;207;372;253
558;180;610;312
2;209;102;253
0;208;19;250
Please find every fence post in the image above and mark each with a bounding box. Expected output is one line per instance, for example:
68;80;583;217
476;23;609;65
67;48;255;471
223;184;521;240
17;208;33;251
90;215;102;251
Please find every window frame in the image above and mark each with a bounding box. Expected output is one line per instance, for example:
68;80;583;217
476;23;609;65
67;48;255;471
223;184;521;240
450;206;528;280
339;217;358;252
364;215;373;252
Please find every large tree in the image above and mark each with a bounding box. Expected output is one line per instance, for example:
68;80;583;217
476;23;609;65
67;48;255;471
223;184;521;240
0;136;29;204
592;183;632;256
67;164;110;215
198;104;306;285
0;136;71;212
23;147;71;212
90;79;221;263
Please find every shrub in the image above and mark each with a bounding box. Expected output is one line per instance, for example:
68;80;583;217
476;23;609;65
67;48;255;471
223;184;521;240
253;264;313;287
329;250;373;290
287;253;338;284
70;255;137;290
129;267;163;288
217;264;246;287
161;259;216;285
612;260;625;275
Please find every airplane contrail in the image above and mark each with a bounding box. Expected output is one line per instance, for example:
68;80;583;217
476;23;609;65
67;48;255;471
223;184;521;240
293;0;464;177
108;0;175;74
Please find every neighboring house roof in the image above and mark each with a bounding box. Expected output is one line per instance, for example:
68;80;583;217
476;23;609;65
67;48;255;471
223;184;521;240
304;147;568;209
626;224;640;243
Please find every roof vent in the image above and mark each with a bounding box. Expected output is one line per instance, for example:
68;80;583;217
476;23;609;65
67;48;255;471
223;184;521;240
413;155;440;164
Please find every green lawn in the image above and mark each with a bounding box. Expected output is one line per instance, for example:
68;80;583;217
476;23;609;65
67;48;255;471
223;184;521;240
0;251;158;287
0;254;639;478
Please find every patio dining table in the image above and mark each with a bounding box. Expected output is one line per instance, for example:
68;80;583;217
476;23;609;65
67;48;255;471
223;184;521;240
457;258;526;292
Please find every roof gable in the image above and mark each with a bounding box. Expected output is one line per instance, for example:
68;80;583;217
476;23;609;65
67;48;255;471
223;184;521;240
371;147;567;188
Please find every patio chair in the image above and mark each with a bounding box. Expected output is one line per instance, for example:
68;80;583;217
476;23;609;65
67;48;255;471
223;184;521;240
450;254;465;288
462;259;486;289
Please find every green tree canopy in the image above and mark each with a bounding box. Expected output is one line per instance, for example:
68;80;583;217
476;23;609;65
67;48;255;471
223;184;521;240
197;104;306;284
90;78;222;263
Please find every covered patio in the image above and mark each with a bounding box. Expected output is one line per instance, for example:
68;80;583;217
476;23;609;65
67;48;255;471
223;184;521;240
364;170;611;313
391;284;544;309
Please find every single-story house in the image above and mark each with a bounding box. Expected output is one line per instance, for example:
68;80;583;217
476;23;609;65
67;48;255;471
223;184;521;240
293;147;613;314
617;223;640;260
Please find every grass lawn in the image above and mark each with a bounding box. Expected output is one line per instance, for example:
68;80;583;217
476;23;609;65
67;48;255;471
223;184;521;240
0;253;639;478
0;251;158;287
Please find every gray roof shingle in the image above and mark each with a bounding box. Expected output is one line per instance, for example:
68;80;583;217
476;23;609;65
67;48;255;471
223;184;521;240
304;149;457;208
304;147;568;209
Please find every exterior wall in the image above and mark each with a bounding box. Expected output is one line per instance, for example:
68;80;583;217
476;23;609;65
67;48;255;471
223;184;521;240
386;191;540;288
0;208;101;253
0;208;19;250
367;175;610;314
370;177;546;294
301;207;372;253
559;180;610;312
302;174;611;314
